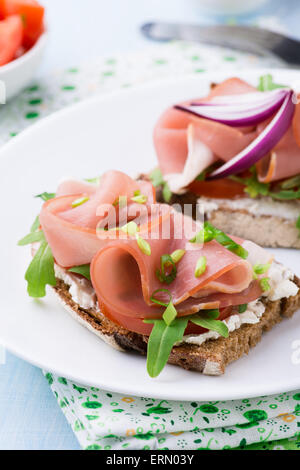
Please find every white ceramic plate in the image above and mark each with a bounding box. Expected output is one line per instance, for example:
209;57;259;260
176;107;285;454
1;69;300;401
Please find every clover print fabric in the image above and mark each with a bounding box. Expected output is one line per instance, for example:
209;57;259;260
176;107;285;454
0;40;282;146
44;373;300;450
1;41;297;450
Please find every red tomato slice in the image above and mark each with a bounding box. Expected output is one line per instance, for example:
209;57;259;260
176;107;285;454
0;14;22;65
2;0;44;48
188;178;246;199
105;306;234;336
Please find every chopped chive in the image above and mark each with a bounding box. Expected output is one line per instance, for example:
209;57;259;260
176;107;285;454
136;234;151;256
260;277;271;292
195;256;207;278
35;192;56;201
253;263;271;275
238;304;248;313
84;176;101;185
156;254;177;284
121;221;139;236
71;196;89;208
133;189;141;196
170;249;185;264
162;302;177;326
150;288;172;307
113;195;127;207
131;194;147;204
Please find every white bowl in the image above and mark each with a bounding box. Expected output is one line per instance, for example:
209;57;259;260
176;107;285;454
0;31;47;101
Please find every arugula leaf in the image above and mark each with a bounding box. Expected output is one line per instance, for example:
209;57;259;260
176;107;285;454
30;215;40;232
149;167;172;203
144;317;189;377
189;311;229;338
238;304;248;313
68;264;91;280
25;241;56;297
35;192;56;201
269;189;300;200
18;230;45;246
257;74;286;91
162;182;172;203
280;175;300;190
149;168;164;187
230;167;270;199
296;215;300;238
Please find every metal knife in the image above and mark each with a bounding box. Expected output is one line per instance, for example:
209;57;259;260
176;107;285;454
141;22;300;66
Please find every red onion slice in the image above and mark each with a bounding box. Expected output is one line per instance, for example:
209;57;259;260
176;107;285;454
175;89;289;127
207;90;295;180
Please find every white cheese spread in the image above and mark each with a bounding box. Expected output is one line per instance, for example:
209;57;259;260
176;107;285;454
181;261;299;346
54;264;99;311
55;260;298;345
197;196;300;221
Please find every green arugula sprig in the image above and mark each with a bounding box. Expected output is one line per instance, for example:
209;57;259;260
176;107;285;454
296;215;300;238
190;221;248;259
149;168;172;203
18;228;57;297
68;264;91;280
18;191;57;297
144;296;228;377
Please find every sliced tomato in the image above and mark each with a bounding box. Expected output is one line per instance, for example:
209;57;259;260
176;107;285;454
188;177;246;199
105;305;234;336
0;0;6;19
2;0;44;48
0;14;22;65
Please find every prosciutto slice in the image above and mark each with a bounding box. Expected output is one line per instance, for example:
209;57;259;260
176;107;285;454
39;170;270;334
90;208;262;326
154;78;258;192
154;77;300;189
39;171;156;266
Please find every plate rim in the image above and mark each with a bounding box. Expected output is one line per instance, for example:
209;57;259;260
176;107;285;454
1;67;300;401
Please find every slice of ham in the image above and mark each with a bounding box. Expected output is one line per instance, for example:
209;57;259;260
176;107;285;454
154;77;300;189
90;208;260;324
39;169;268;334
257;116;300;183
39;171;156;266
153;78;258;193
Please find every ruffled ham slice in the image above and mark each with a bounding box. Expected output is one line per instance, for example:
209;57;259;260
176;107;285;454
154;77;300;189
154;78;258;193
90;209;260;326
39;169;269;335
39;171;156;266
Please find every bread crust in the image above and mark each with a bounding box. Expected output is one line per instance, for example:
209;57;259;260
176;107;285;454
52;276;300;376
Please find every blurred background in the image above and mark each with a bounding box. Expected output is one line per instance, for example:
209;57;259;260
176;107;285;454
39;0;299;75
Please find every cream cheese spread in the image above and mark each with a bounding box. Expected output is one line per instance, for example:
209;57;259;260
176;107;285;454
54;264;99;311
55;260;298;345
197;196;300;221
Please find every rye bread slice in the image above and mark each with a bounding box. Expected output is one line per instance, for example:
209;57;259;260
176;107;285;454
149;179;300;249
52;276;300;376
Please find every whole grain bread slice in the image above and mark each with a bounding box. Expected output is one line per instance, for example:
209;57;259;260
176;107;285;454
150;180;300;249
52;276;300;376
204;209;300;249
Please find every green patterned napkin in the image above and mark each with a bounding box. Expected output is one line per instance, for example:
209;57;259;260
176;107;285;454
44;372;300;450
2;41;298;450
